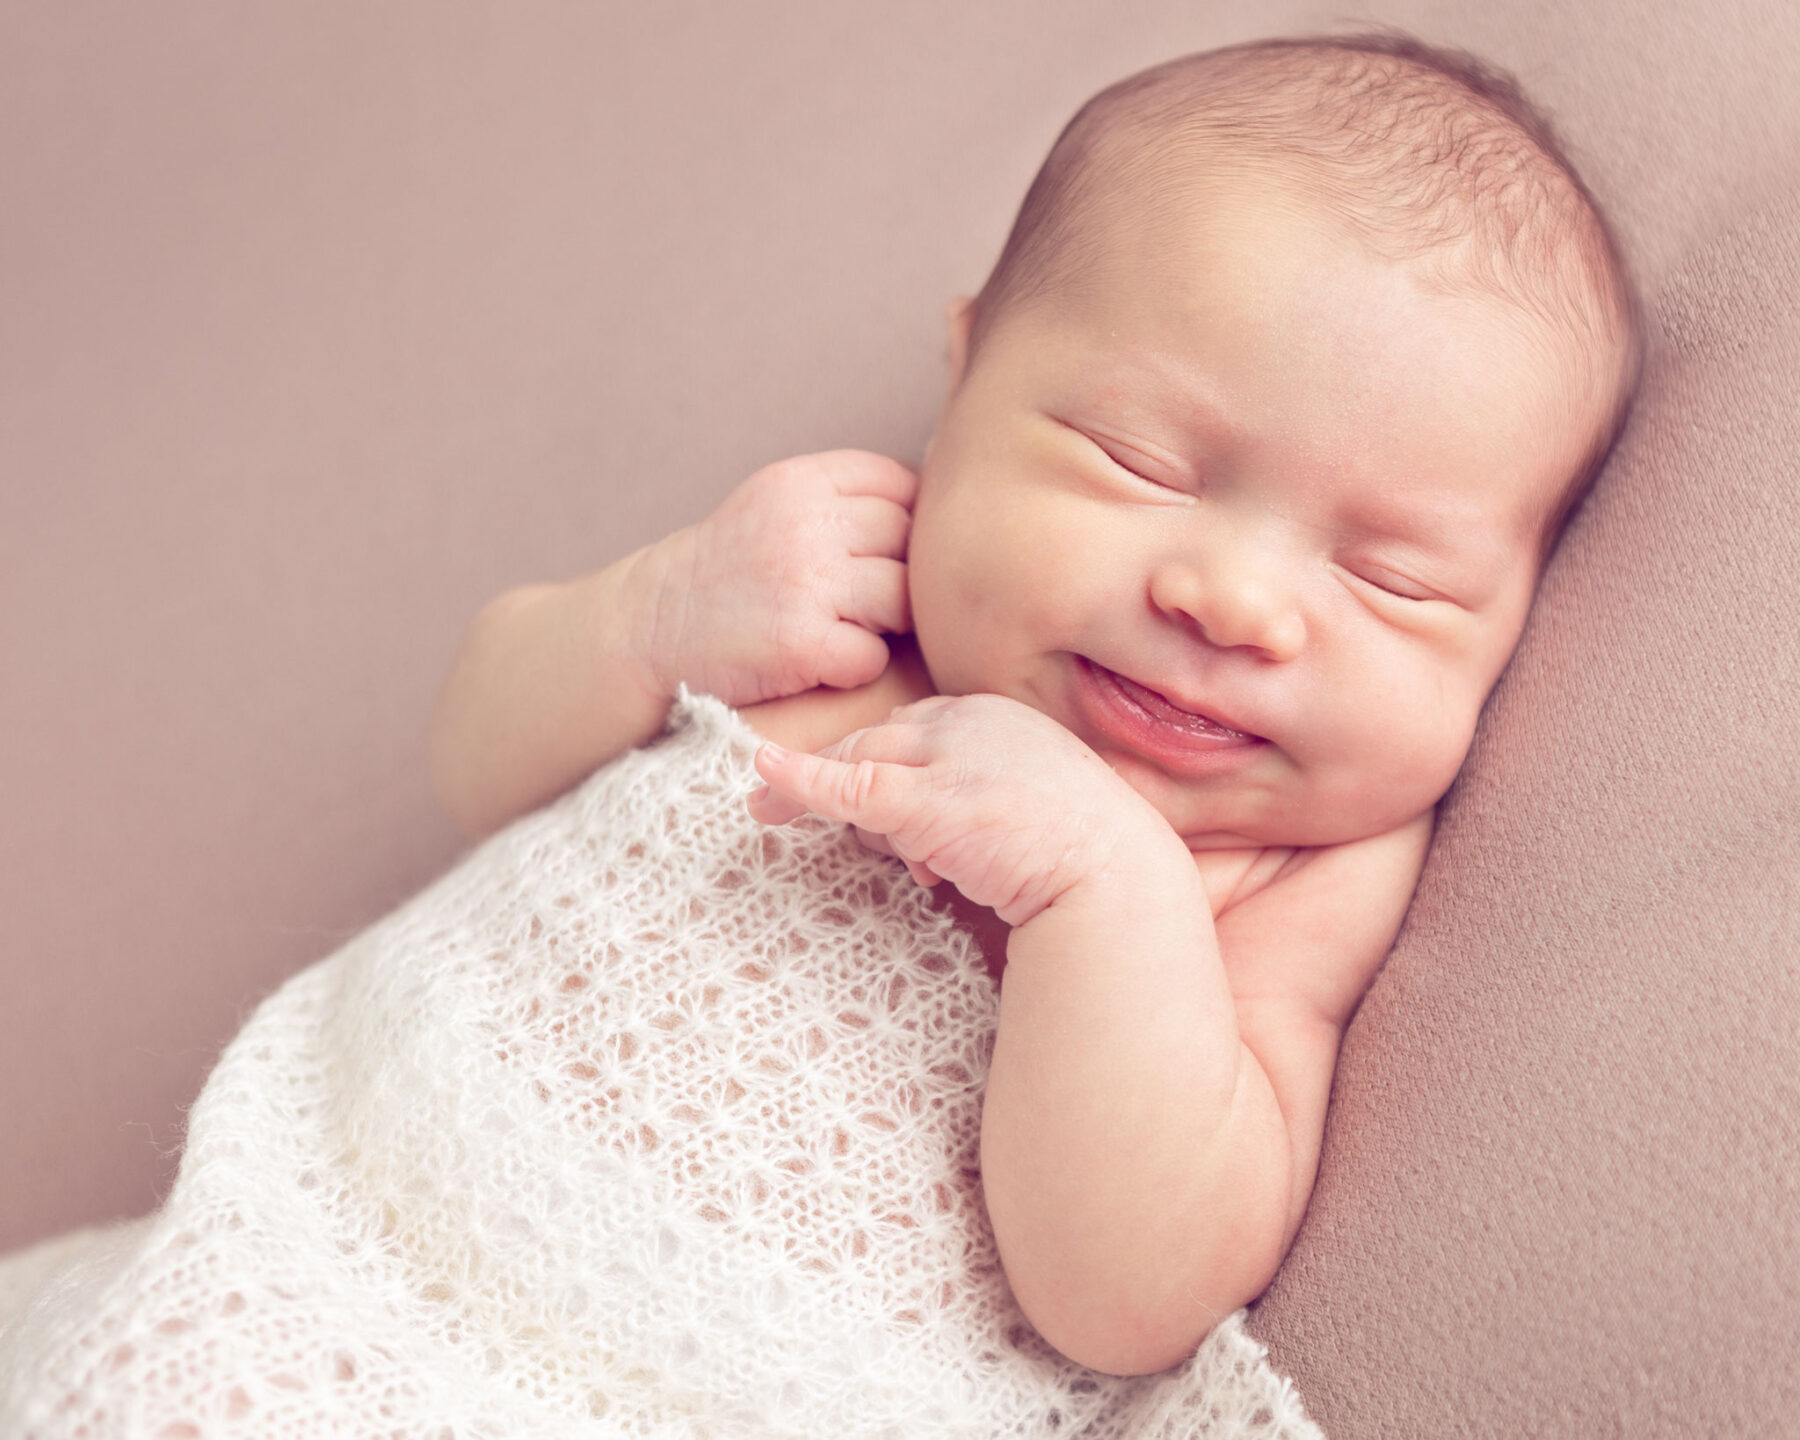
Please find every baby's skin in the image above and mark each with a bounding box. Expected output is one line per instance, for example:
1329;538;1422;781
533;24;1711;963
431;176;1597;1374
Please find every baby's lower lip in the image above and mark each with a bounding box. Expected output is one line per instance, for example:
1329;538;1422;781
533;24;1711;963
1074;658;1266;769
1107;669;1254;739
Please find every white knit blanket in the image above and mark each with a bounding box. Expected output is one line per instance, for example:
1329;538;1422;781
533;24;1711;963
0;690;1321;1438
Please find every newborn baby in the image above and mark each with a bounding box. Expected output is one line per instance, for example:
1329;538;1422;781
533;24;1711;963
433;32;1642;1375
0;29;1645;1438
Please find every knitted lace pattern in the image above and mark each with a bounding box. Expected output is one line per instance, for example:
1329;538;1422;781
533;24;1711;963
0;690;1321;1439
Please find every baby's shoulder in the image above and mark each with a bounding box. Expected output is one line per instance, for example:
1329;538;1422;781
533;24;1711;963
1211;812;1436;1030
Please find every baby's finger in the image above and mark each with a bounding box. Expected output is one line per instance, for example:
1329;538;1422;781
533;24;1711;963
812;620;891;692
814;714;937;766
882;694;958;722
901;855;942;888
746;776;812;826
753;741;930;839
852;824;895;857
818;451;920;509
850;824;939;893
836;495;912;559
836;556;912;637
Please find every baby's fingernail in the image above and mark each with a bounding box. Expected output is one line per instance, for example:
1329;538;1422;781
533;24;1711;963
758;743;790;764
749;784;771;803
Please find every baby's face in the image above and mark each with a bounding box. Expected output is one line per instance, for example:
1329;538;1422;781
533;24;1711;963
908;180;1596;849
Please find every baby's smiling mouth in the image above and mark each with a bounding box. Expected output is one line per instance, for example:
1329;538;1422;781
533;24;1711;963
1072;657;1269;767
1104;667;1256;740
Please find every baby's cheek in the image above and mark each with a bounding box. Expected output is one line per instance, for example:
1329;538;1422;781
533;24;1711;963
1375;700;1477;815
1311;672;1472;830
912;516;1031;677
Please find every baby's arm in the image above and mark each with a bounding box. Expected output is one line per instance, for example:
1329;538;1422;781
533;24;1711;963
430;452;916;837
430;550;672;838
987;812;1430;1373
1207;814;1432;1253
749;696;1429;1375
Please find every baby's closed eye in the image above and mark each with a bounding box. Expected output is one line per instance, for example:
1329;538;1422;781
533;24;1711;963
1336;561;1442;602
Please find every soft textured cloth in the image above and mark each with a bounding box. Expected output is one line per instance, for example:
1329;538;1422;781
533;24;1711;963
0;690;1319;1438
1247;172;1800;1434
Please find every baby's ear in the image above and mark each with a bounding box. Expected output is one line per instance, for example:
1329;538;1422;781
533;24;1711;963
944;296;976;389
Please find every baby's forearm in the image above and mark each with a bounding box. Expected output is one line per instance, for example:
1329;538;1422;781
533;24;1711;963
980;846;1292;1376
429;546;674;838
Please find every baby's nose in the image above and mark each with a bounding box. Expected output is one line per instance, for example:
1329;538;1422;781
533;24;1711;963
1148;555;1305;662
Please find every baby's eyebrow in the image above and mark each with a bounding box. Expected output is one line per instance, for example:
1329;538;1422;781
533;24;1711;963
1167;381;1247;449
1343;497;1484;546
1340;496;1515;579
1083;355;1250;451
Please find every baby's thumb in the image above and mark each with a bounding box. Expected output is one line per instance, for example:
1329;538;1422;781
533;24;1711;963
815;621;890;691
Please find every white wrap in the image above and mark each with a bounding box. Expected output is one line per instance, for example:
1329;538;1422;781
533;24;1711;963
0;690;1317;1438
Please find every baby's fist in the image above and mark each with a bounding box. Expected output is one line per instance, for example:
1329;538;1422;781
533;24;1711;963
640;451;917;706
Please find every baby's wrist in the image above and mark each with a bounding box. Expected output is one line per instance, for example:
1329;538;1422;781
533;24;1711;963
565;537;684;713
1039;813;1201;928
613;532;695;703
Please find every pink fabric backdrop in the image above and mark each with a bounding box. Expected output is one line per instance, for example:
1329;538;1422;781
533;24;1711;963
6;4;1798;1432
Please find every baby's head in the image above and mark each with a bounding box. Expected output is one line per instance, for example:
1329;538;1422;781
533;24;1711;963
907;33;1643;849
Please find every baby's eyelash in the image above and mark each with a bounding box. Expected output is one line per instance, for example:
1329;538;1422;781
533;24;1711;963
1105;452;1161;484
1348;565;1437;602
1093;441;1177;489
1048;414;1186;491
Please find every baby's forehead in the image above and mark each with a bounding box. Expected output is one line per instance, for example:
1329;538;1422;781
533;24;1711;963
1032;86;1628;388
972;39;1641;567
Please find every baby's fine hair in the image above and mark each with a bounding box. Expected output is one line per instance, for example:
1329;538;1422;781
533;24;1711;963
969;31;1645;560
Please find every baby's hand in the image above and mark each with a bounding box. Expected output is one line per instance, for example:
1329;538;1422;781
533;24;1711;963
747;694;1175;928
638;451;916;707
